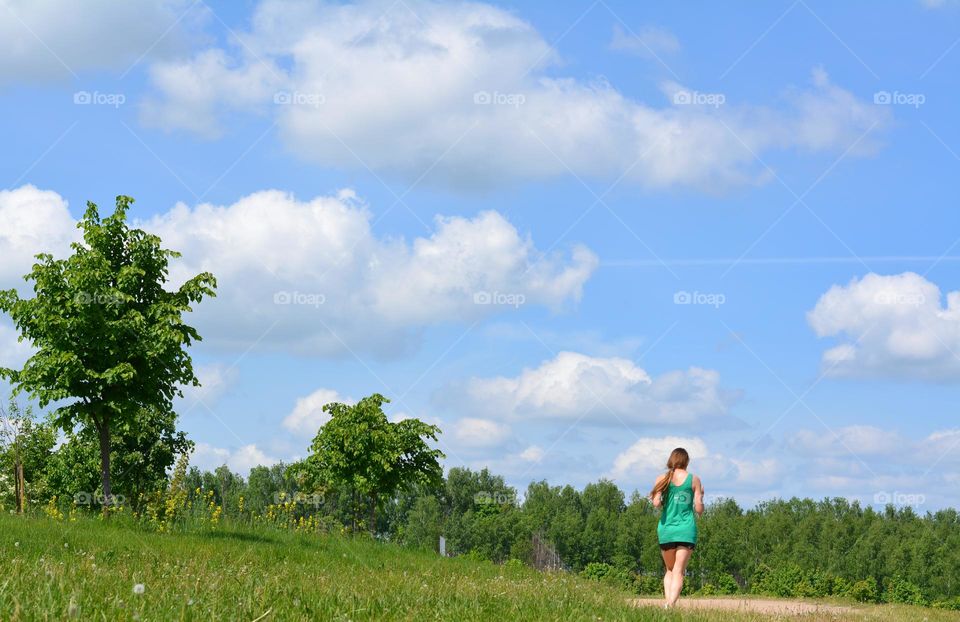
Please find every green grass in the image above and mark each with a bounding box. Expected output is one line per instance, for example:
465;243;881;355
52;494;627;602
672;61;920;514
0;513;957;621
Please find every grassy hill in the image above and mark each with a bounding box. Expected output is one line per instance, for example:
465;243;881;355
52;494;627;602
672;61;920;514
1;513;957;621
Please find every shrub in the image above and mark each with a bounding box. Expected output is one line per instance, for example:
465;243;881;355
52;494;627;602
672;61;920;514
883;577;926;606
579;562;632;590
633;574;662;595
849;577;879;603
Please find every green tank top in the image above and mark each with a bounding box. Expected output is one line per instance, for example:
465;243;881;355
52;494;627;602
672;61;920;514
657;472;697;544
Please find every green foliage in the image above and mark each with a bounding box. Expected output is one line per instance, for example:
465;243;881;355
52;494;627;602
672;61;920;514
296;394;444;533
0;398;56;507
43;406;192;508
580;562;633;590
404;495;442;551
850;577;880;603
0;196;215;501
883;576;926;606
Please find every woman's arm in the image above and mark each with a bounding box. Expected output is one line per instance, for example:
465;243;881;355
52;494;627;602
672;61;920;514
650;474;666;508
693;475;705;517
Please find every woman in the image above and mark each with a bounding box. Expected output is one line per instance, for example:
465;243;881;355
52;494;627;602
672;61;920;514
649;447;704;608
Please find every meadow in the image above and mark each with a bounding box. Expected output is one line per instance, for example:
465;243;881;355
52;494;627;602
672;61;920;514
1;512;958;622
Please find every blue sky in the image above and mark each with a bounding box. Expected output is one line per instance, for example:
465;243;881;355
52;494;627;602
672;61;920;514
2;0;960;509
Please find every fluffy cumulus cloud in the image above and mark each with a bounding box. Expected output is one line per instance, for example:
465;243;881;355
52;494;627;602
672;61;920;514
282;388;353;436
192;442;278;474
608;435;782;492
808;272;960;380
0;185;595;357
142;0;889;190
177;363;239;410
459;351;735;425
144;189;595;355
0;0;206;83
452;417;512;448
0;185;78;285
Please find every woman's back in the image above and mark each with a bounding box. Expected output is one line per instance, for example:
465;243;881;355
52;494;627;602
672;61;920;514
657;471;697;543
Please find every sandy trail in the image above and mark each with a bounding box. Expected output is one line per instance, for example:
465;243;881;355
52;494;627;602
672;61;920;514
631;597;851;616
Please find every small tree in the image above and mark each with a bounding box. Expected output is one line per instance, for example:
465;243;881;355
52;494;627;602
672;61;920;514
0;196;215;507
0;397;56;512
296;394;444;534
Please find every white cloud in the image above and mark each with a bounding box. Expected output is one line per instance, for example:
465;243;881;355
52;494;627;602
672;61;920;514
452;417;511;448
808;272;960;380
788;425;905;457
0;185;78;286
0;0;206;83
519;445;545;463
144;189;596;356
609;24;680;57
460;351;735;425
191;442;278;474
608;435;781;491
178;363;239;410
282;388;353;437
0;185;594;357
142;0;888;191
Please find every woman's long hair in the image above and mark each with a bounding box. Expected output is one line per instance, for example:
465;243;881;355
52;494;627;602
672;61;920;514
649;447;690;498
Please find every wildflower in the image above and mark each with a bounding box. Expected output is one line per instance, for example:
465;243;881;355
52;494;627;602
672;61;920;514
14;542;19;547
133;583;145;595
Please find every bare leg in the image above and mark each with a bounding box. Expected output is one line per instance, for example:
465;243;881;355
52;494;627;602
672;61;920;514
660;547;676;607
668;546;693;606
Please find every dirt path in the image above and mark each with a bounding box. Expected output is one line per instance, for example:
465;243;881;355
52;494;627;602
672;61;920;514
631;597;852;616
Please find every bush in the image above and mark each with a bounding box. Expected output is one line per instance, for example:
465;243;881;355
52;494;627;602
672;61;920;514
579;562;632;590
581;562;615;582
633;574;662;595
931;597;960;610
714;573;740;595
883;577;926;606
849;577;879;603
502;558;525;570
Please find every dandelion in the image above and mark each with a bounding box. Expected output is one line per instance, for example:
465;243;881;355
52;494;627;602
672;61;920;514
133;583;145;595
14;542;19;547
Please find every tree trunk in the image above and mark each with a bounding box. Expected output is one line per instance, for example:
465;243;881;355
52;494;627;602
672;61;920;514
96;418;112;514
369;491;377;537
14;461;24;514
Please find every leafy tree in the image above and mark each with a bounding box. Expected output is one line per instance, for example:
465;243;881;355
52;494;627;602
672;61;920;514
0;397;56;510
404;494;443;551
44;406;192;508
0;196;216;506
295;394;443;533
